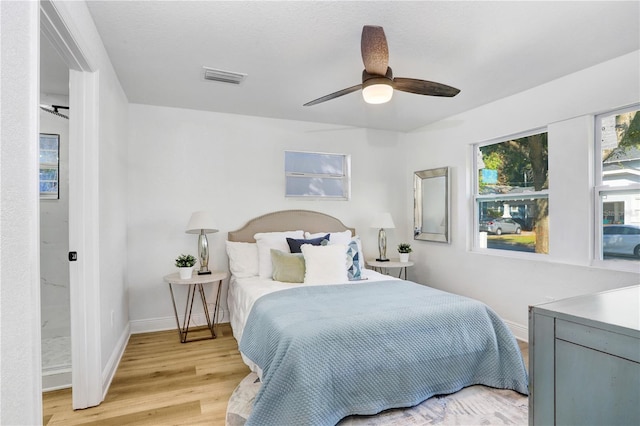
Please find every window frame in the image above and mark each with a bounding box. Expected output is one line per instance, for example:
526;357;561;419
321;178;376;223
593;104;640;269
472;127;549;257
284;150;351;200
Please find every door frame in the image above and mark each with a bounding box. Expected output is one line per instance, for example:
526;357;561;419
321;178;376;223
40;0;102;409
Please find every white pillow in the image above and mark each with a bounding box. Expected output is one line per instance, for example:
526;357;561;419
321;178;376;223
254;231;304;279
302;244;348;285
305;230;352;245
304;229;367;271
225;241;259;278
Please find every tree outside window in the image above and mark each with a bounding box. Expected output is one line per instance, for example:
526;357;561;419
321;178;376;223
476;131;549;254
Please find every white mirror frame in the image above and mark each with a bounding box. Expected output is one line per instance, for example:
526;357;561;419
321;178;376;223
414;167;450;243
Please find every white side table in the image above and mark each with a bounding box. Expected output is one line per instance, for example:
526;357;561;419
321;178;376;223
163;270;227;343
366;259;414;280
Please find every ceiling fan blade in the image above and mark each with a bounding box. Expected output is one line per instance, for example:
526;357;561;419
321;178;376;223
303;84;363;106
393;78;461;97
361;26;389;76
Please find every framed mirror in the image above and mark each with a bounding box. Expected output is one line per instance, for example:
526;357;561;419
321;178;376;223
414;167;450;243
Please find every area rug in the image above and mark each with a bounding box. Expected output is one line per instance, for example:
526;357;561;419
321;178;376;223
226;372;528;425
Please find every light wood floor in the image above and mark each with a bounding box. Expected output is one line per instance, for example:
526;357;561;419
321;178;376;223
43;324;529;425
43;324;250;425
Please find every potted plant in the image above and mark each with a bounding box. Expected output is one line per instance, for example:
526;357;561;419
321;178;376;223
175;254;197;279
397;243;412;262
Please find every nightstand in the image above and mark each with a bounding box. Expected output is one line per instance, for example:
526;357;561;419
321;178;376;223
163;270;227;343
366;259;414;280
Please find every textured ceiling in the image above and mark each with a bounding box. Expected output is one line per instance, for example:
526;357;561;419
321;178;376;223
45;1;640;132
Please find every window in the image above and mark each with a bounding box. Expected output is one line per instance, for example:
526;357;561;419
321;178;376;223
285;151;350;199
595;105;640;263
474;130;549;254
39;133;59;200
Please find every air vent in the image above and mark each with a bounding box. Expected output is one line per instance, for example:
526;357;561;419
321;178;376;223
202;67;247;85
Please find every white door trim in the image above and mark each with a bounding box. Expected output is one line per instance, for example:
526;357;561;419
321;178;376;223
40;0;102;409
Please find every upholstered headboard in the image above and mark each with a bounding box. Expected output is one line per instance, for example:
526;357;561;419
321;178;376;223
228;210;356;242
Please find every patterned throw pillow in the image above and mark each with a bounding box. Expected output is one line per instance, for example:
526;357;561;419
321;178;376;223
346;238;362;281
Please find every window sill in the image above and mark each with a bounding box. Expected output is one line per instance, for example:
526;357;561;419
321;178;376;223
590;259;640;274
469;246;550;261
469;247;639;273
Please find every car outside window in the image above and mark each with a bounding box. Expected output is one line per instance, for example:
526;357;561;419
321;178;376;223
595;105;640;263
479;218;522;236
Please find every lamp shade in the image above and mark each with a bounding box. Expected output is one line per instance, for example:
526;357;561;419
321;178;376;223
370;212;395;229
362;83;393;104
185;211;219;234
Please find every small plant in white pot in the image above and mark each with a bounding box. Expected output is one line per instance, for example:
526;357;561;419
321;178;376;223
175;254;197;279
397;243;412;262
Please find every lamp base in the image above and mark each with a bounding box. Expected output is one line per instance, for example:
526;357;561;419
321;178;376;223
375;258;390;262
197;270;212;275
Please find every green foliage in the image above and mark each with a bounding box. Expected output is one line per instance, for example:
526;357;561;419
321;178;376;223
483;151;503;171
603;110;640;163
479;132;548;191
397;243;412;253
478;151;504;191
618;110;640;147
175;254;196;268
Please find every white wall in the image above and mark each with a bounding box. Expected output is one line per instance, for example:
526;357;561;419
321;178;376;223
126;104;406;331
97;68;130;374
0;1;42;424
403;51;640;339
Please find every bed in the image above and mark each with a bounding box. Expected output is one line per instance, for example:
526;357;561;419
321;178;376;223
226;210;528;426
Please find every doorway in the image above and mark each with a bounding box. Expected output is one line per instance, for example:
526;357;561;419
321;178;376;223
40;26;71;392
40;0;103;409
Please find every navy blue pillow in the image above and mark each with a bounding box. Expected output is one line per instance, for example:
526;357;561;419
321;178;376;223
286;234;330;253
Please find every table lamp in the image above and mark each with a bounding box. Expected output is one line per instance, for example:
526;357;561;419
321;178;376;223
186;211;219;275
371;212;395;262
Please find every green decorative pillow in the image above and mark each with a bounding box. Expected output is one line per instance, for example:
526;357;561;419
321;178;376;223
270;249;305;283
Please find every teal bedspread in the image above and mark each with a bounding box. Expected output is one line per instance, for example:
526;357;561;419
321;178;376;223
239;280;528;425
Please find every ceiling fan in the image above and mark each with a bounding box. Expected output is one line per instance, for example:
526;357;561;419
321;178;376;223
304;25;460;106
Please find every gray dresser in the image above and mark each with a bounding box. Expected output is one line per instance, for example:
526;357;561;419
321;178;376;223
529;285;640;426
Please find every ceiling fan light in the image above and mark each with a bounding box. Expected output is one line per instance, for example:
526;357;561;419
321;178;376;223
362;83;393;104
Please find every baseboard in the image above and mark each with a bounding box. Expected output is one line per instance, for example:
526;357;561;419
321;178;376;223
130;309;228;334
42;367;72;392
101;322;131;400
504;319;528;342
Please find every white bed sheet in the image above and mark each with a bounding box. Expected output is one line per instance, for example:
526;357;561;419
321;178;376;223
227;269;399;373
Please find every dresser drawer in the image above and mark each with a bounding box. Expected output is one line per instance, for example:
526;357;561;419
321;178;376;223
556;319;640;363
555;339;640;426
